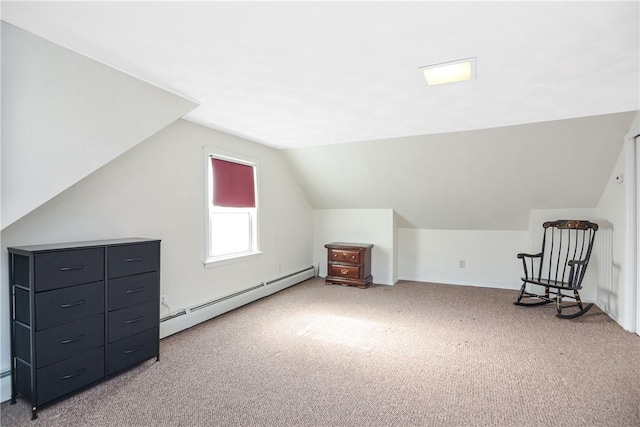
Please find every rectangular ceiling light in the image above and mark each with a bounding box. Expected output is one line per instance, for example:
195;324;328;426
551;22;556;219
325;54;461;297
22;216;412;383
419;58;477;86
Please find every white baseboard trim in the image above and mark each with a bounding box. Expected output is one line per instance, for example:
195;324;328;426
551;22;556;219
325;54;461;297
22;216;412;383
1;369;11;403
395;277;607;306
594;302;626;329
0;267;315;404
396;276;520;291
160;266;315;339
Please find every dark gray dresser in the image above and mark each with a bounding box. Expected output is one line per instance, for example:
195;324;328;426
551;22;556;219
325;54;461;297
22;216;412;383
8;238;160;419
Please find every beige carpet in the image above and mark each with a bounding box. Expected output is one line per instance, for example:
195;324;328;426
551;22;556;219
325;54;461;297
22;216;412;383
2;278;639;426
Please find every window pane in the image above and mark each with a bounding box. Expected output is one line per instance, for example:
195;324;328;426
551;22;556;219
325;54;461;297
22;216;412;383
209;212;251;257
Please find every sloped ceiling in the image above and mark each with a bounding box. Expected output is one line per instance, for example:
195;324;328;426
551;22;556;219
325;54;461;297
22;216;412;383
1;23;198;229
283;112;636;229
1;2;638;231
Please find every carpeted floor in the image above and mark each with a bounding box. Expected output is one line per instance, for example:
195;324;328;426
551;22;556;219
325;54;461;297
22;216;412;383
2;278;639;426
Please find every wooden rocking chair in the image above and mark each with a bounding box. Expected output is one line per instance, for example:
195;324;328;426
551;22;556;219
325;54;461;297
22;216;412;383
514;220;598;319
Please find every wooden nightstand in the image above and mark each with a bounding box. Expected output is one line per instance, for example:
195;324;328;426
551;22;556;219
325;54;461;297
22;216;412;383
324;242;373;289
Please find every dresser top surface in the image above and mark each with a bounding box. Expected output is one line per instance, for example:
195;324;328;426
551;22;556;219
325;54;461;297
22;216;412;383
8;237;160;253
325;242;373;250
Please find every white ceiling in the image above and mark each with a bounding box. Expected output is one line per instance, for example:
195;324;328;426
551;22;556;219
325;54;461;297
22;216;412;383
3;1;639;149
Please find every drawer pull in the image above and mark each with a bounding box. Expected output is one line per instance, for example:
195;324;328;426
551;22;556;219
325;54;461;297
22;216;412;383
61;334;85;344
124;345;144;354
59;265;84;272
60;299;85;308
351;256;356;259
125;257;144;263
125;316;145;324
340;268;349;275
125;287;145;294
62;368;86;380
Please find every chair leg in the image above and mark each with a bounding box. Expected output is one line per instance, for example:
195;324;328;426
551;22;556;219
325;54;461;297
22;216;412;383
513;282;553;307
516;282;527;303
574;290;583;310
556;292;563;316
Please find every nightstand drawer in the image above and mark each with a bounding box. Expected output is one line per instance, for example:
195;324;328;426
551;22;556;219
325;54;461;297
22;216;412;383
328;264;361;279
108;271;159;310
36;346;104;405
35;281;105;331
34;248;104;292
328;249;361;264
325;242;373;289
35;314;104;368
108;300;158;343
108;243;159;279
107;327;158;375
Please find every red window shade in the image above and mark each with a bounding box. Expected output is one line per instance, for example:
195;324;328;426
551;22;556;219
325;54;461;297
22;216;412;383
211;158;256;208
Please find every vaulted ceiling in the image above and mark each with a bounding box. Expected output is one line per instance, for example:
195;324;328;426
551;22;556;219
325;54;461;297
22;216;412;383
2;2;638;230
3;1;638;149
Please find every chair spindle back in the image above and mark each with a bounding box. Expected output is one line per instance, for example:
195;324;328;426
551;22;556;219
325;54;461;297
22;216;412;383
538;220;598;289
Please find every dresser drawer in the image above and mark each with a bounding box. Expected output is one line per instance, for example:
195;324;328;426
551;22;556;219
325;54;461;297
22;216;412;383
108;243;159;279
328;264;361;279
108;271;159;311
107;327;158;375
9;238;162;419
36;346;104;405
34;248;104;292
35;314;104;368
35;281;105;331
328;249;361;264
108;300;158;343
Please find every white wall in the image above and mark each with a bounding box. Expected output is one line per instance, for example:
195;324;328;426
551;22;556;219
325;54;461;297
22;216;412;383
313;209;395;285
398;229;527;289
1;22;197;229
0;119;314;401
595;111;640;331
595;149;628;326
392;211;399;283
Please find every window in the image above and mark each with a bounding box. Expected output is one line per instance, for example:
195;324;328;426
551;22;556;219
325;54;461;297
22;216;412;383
205;150;259;264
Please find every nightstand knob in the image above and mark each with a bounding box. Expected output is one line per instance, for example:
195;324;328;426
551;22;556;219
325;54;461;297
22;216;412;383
341;268;349;275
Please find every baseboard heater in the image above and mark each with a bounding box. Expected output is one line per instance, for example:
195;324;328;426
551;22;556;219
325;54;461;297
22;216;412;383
159;266;315;338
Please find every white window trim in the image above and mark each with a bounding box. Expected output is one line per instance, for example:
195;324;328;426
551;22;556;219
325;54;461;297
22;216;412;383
203;147;261;267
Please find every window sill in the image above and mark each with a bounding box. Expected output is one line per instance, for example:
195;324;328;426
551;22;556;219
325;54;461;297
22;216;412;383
204;251;263;269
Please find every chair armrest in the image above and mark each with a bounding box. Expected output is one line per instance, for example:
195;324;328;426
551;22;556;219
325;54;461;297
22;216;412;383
517;252;543;259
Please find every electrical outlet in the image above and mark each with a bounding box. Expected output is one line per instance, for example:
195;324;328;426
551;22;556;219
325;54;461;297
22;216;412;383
459;260;466;268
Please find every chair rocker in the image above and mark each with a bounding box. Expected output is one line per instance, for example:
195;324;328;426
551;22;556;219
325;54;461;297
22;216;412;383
514;220;598;319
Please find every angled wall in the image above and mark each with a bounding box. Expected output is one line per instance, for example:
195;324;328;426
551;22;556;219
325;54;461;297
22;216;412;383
1;119;315;402
282;113;634;231
596;112;640;332
1;22;198;229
